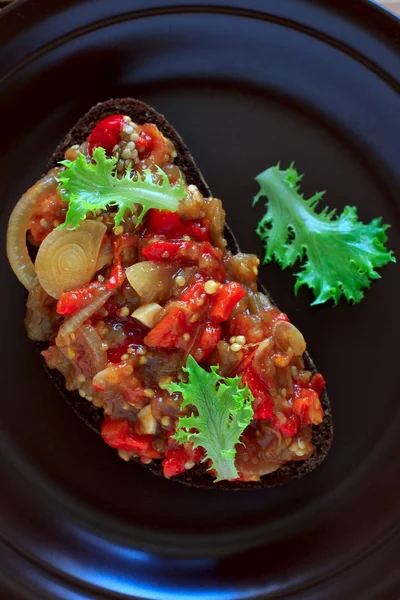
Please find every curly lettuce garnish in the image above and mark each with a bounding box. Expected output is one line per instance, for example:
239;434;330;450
166;355;254;482
254;164;395;306
57;147;186;230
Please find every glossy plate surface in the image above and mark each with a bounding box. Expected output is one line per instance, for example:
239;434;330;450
0;1;399;598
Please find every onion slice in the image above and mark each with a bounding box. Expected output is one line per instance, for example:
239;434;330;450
6;169;60;291
75;322;108;375
35;220;107;299
126;261;176;304
95;240;113;272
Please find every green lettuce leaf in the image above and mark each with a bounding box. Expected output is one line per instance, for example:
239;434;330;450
57;147;186;229
254;164;395;305
166;355;254;482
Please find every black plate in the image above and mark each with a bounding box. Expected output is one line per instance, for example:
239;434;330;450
0;1;399;598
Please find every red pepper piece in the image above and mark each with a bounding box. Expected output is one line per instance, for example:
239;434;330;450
142;240;200;262
141;240;193;261
201;242;224;260
146;210;211;243
193;322;222;363
101;416;129;445
106;234;136;290
88;114;125;156
107;262;125;290
179;278;207;309
57;281;103;316
141;240;223;263
144;306;188;348
147;209;182;236
309;373;326;396
145;279;210;350
184;219;211;242
101;417;162;458
292;387;324;425
272;413;300;437
274;313;291;324
162;447;187;478
242;364;274;420
210;282;246;322
162;445;202;478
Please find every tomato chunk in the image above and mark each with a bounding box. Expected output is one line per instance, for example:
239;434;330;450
210;282;246;322
101;417;162;458
88;114;125;156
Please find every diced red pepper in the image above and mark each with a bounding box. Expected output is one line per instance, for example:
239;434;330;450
142;240;191;261
106;234;136;290
309;373;326;396
274;313;290;324
57;281;103;316
142;240;222;262
107;262;125;290
272;413;300;437
144;306;188;348
292;387;324;426
147;209;182;236
242;364;274;420
162;445;202;478
193;322;221;362
210;282;246;322
202;242;224;261
101;417;162;458
147;210;211;243
162;447;187;478
101;416;129;445
179;278;207;309
228;310;288;343
88;115;125;156
141;240;199;261
145;279;212;350
184;219;211;242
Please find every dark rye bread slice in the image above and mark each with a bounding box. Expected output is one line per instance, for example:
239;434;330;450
43;98;333;490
